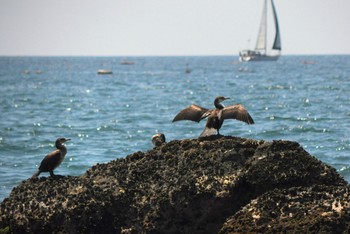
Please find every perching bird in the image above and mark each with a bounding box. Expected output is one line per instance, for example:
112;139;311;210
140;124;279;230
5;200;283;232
152;133;166;147
31;137;70;178
172;96;254;137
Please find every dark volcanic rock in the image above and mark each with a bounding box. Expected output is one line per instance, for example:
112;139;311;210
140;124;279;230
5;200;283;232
220;185;350;233
0;136;348;233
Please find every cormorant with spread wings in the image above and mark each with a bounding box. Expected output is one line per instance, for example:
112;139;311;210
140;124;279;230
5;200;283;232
172;96;254;137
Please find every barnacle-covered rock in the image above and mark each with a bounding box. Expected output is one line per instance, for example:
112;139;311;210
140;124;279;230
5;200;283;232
0;136;348;233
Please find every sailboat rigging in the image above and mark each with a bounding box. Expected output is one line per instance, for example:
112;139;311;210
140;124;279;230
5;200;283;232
239;0;281;62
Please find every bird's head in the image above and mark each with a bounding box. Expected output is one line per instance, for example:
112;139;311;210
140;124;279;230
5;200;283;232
152;133;166;147
59;138;70;143
55;138;70;146
214;96;230;109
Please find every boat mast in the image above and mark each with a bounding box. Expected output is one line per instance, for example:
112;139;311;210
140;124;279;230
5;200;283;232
255;0;267;53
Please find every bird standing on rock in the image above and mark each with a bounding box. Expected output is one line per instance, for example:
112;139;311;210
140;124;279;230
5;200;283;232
172;96;254;137
152;133;166;147
31;138;70;179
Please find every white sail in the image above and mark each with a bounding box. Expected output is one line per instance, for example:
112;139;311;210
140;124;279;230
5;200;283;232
255;0;267;51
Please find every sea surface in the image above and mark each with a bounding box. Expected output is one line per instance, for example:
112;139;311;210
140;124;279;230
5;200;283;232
0;55;349;200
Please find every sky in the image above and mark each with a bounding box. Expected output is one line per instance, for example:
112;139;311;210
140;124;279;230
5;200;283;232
1;0;350;56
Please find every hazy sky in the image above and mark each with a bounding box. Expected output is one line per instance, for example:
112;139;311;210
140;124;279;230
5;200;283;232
1;0;349;56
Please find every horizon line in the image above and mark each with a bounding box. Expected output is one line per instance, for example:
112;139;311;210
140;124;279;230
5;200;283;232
1;53;350;57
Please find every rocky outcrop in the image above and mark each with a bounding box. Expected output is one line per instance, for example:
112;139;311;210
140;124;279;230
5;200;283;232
220;185;350;233
0;136;349;233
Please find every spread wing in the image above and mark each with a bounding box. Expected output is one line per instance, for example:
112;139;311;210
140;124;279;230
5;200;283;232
172;104;209;123
220;104;254;124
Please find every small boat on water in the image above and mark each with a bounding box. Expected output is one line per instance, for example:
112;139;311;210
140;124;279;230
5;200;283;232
301;60;316;65
120;59;135;65
97;69;113;75
239;0;281;62
185;63;192;74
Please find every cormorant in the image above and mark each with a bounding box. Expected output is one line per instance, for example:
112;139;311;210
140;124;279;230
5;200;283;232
172;96;254;137
31;137;70;178
152;133;166;147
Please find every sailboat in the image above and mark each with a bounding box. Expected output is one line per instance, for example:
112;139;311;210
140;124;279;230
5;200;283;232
239;0;281;62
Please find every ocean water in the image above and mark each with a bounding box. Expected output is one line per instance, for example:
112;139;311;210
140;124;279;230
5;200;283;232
0;55;349;200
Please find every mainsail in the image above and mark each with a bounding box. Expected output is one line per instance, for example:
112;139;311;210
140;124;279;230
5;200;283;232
255;0;267;51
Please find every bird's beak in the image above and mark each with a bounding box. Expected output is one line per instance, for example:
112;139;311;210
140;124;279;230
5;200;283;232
65;138;71;142
225;97;230;100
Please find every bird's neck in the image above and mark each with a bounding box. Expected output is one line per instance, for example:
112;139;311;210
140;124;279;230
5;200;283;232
56;143;67;152
58;145;67;157
214;101;225;110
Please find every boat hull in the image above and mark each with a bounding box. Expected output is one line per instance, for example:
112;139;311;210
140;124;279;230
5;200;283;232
239;50;280;62
97;69;113;75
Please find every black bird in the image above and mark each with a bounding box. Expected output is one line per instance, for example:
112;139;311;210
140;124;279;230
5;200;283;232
31;138;70;178
152;133;166;147
172;96;254;137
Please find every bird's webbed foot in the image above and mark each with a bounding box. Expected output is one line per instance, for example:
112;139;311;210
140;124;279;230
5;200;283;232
49;171;63;179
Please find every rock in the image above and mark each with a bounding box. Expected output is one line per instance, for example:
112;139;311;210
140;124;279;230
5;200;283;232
220;185;350;233
0;136;349;233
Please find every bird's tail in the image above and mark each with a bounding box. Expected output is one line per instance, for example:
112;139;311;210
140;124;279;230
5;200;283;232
199;127;218;138
31;170;41;179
